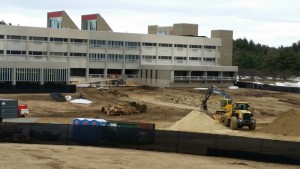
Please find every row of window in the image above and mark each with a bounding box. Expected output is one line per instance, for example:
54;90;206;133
1;50;215;61
4;50;87;57
2;35;88;44
1;35;218;49
89;54;216;62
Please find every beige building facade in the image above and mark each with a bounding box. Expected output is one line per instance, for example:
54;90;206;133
0;12;237;88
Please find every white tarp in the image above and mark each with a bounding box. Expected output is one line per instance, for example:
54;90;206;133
70;98;92;104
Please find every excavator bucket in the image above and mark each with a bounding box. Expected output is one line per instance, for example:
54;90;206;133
200;101;208;112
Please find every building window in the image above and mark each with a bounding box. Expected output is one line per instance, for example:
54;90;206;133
83;20;97;30
49;17;62;28
204;58;215;61
142;55;156;60
7;35;26;41
6;50;26;55
0;50;3;54
157;31;169;35
107;54;124;62
159;43;172;47
29;51;47;56
125;55;140;62
89;40;106;47
174;56;187;60
174;44;187;48
108;41;123;48
70;53;87;57
70;38;88;44
189;57;201;61
204;46;216;49
89;53;106;61
125;41;140;49
0;35;4;39
189;45;202;49
50;52;68;57
158;56;172;60
29;36;48;42
50;37;68;43
142;42;156;47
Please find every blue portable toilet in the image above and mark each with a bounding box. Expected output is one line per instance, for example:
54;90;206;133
72;118;84;141
72;118;108;144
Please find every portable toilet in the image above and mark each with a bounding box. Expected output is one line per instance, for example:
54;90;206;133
72;118;84;141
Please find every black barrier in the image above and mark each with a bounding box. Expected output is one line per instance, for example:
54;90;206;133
236;82;300;94
0;122;299;165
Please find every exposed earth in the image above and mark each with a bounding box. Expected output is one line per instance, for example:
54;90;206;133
0;86;300;168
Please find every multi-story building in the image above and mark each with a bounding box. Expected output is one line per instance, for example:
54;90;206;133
0;11;237;88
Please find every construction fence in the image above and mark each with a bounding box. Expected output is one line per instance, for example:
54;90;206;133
236;82;300;93
0;122;299;165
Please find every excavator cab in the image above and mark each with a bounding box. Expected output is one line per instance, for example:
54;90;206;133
220;99;233;109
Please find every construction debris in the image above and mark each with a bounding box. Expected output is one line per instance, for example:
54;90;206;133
50;93;66;102
107;90;128;97
161;94;200;106
101;102;147;116
139;85;158;90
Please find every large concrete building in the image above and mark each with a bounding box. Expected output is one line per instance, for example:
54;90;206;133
0;11;237;88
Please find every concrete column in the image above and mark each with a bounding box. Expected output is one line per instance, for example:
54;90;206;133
104;68;107;79
4;34;6;60
47;37;50;61
12;67;16;85
40;68;44;85
86;39;90;81
67;68;71;85
220;71;223;84
204;71;207;84
67;38;70;61
187;71;192;84
85;68;89;82
170;70;174;84
26;36;29;60
201;46;204;65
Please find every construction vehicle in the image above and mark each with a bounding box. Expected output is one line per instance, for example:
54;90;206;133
200;86;256;130
18;104;29;117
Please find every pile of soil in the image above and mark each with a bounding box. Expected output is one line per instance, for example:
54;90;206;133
168;110;225;132
260;109;300;136
101;102;147;116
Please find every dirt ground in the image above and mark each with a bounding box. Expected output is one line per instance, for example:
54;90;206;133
0;86;300;168
0;143;299;169
1;86;300;141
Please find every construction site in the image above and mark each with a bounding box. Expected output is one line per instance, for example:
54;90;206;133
0;84;299;168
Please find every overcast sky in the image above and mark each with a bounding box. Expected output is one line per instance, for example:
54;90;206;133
1;0;300;47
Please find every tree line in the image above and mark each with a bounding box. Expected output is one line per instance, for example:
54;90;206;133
233;38;300;81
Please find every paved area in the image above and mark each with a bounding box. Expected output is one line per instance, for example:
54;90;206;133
3;118;39;123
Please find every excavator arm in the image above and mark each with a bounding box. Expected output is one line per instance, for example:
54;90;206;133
200;86;231;112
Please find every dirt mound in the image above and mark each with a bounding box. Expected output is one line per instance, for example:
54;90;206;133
168;110;225;132
101;102;147;116
260;109;300;136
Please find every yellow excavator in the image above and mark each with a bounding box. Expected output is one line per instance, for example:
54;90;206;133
200;86;256;130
